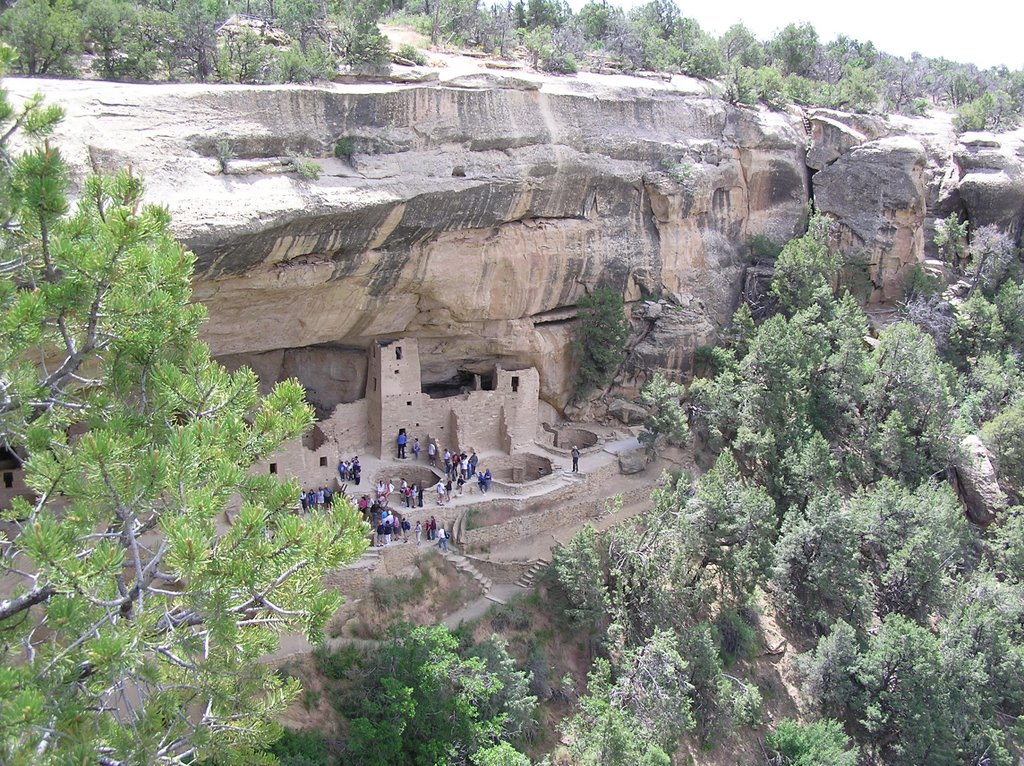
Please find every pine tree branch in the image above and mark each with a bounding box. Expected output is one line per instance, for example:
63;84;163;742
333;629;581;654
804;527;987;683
0;583;54;622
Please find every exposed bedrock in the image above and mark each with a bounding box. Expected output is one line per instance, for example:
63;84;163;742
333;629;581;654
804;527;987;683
9;75;1024;411
955;131;1024;238
807;110;1024;263
813;136;928;302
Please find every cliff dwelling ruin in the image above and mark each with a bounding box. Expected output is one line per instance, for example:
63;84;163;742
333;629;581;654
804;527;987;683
254;337;545;489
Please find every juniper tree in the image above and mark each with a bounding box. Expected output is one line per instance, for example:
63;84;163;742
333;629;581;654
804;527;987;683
637;371;688;453
571;286;630;397
0;73;366;764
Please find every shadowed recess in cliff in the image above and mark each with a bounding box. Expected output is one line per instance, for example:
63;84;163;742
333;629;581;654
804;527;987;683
189;173;641;282
187;201;403;278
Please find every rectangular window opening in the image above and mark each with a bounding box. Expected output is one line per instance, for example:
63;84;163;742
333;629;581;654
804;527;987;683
407;401;412;406
394;369;400;375
511;376;520;392
319;456;328;467
3;471;12;489
396;347;403;360
269;463;278;475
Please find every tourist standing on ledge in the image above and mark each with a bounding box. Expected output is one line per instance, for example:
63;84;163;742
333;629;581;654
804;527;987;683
412;438;421;460
397;429;407;459
437;525;449;553
571;445;580;472
427;440;437;466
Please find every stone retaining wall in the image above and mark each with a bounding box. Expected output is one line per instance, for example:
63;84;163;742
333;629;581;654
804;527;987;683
463;484;601;552
464;555;536;584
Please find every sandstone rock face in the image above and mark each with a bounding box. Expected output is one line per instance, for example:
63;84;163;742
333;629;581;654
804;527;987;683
218;345;368;414
9;73;1024;414
9;75;808;410
814;136;928;301
886;114;962;258
954;130;1024;236
954;434;1008;526
626;299;717;387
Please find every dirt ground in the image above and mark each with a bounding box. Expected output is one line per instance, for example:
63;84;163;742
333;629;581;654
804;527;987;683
339;550;482;639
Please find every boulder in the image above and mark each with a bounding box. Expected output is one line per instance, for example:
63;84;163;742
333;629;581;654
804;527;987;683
642;300;663;320
806;111;876;170
608;398;647;426
805;109;889;170
618;446;648;474
953;434;1007;525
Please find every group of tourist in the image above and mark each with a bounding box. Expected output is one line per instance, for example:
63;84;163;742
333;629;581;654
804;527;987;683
389;431;502;504
413;436;478;480
374;478;427;508
371;507;411;546
442;447;479;481
337;456;362;485
430;467;493;505
355;496;449;550
297;436;506;544
395;430;427;462
299;486;336;512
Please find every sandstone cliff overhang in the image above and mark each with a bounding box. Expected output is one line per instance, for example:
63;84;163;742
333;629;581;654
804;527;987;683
6;73;1024;410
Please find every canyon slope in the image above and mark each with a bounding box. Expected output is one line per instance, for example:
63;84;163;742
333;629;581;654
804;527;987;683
8;66;1023;413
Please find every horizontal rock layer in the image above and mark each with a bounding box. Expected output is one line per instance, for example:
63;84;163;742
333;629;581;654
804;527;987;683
8;73;1024;411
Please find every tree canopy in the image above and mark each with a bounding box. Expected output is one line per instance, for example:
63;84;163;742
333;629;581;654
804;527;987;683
0;73;367;764
1;0;1022;126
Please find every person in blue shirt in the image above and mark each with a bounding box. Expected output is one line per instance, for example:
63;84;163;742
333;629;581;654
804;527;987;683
478;468;492;494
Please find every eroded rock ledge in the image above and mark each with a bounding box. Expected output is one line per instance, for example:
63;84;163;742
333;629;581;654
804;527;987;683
8;71;1023;411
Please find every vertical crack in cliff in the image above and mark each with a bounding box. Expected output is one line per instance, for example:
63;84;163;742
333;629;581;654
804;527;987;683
637;180;663;292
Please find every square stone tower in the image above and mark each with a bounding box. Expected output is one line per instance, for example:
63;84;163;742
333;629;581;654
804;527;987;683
367;338;427;458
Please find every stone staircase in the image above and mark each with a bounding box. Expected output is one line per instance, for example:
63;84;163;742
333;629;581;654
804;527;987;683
442;549;493;596
516;558;550;588
559;471;587;486
353;547;380;566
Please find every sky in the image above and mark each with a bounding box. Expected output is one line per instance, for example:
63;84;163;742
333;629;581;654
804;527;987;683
568;0;1024;70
